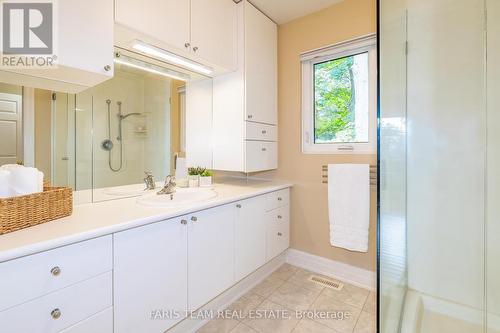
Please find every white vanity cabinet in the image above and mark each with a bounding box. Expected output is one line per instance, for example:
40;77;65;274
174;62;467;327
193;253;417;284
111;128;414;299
266;189;291;260
187;204;235;310
0;236;113;333
113;217;188;333
213;0;278;172
0;0;114;93
0;187;290;333
234;195;268;280
114;0;237;74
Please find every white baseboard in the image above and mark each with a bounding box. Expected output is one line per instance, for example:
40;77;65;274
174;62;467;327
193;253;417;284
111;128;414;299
286;248;376;291
168;253;286;333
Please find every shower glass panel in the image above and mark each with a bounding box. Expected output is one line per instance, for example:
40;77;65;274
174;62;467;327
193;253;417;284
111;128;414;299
379;0;408;332
487;2;500;333
379;0;496;332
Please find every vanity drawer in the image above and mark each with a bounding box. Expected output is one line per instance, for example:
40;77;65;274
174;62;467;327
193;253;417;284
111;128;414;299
0;235;112;311
0;272;112;333
266;188;289;211
245;141;277;172
267;220;290;261
267;205;290;225
246;122;277;141
59;307;113;333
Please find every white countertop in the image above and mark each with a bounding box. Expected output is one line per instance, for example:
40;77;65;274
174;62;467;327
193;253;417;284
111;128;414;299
0;179;292;263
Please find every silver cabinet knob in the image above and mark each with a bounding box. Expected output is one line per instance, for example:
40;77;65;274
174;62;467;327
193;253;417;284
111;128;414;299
51;308;61;319
191;216;198;222
262;130;267;134
277;215;282;219
104;65;111;72
50;266;61;276
277;197;282;201
193;46;198;52
261;147;267;152
247;115;253;119
181;219;188;225
236;204;242;208
184;42;191;48
277;232;282;236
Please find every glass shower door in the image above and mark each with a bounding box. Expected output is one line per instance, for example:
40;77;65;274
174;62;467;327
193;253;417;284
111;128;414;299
379;0;493;332
379;0;408;331
487;2;500;332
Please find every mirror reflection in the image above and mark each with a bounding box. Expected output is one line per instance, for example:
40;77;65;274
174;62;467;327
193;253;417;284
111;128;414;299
0;54;210;203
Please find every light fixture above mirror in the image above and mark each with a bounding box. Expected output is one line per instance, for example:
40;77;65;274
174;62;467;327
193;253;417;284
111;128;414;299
113;53;190;81
131;40;213;75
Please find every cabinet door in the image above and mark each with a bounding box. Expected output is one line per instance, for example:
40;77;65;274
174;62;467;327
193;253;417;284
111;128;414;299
235;195;267;281
3;0;114;91
114;218;188;333
188;204;235;310
266;206;290;260
115;0;190;52
245;141;278;173
59;0;114;80
245;2;278;125
191;0;237;70
185;78;214;169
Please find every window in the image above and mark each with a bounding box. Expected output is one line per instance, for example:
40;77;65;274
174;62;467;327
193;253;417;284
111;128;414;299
301;35;377;154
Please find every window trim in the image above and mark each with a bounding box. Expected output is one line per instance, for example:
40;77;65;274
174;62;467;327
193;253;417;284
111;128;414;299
301;34;377;154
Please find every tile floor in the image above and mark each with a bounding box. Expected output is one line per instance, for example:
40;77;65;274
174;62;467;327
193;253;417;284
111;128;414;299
197;264;376;333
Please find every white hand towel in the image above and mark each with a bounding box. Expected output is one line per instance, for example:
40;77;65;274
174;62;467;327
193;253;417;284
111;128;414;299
328;164;370;252
10;167;42;196
0;170;11;198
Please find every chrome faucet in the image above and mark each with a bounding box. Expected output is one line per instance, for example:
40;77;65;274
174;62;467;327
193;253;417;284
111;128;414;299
144;172;156;190
158;175;176;195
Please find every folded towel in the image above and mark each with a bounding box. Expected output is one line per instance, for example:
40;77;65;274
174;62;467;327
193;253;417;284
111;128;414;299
9;166;42;197
328;164;370;252
0;164;22;171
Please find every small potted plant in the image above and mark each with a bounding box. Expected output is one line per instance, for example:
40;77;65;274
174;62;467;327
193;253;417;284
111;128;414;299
187;167;205;187
199;169;213;187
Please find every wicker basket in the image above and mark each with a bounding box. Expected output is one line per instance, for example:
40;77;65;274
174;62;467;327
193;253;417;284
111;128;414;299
0;186;73;235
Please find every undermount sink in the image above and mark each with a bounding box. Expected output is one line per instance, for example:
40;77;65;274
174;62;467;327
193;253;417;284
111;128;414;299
136;187;218;207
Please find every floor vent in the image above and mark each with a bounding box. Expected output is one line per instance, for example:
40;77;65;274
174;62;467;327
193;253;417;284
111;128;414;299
308;275;344;291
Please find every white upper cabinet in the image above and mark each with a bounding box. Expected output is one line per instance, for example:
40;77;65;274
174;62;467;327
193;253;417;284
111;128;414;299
113;217;188;333
191;0;237;71
115;0;190;53
0;0;114;93
245;2;278;125
114;0;237;74
185;78;214;169
213;0;278;172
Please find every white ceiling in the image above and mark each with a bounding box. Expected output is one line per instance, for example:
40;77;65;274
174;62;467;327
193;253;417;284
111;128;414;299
249;0;345;25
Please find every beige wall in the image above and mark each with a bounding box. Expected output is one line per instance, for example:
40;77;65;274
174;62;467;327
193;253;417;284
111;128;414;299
268;0;377;271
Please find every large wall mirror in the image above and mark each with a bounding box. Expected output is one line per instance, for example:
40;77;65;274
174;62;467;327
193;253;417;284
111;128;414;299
0;49;213;203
